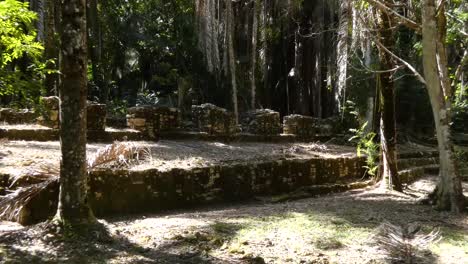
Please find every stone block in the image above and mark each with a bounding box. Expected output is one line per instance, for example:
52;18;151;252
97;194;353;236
242;109;281;136
0;108;37;124
192;103;236;135
37;96;60;128
87;103;107;131
127;106;180;139
283;114;318;138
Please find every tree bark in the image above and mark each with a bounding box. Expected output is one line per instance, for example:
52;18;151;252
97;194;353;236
44;0;59;95
226;0;239;124
56;0;95;225
377;5;402;192
250;0;258;110
421;0;465;212
336;0;350;115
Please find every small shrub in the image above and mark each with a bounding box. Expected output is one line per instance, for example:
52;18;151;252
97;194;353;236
349;122;380;177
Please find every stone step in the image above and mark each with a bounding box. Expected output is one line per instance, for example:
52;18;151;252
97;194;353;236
397;151;438;159
397;157;438;170
398;165;439;183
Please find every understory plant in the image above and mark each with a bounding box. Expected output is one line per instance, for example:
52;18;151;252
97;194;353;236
349;122;380;178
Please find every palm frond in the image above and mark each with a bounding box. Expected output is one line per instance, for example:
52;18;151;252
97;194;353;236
87;141;151;170
376;222;441;263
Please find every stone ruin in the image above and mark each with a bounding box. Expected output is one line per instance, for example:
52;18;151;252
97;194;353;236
87;103;107;131
2;153;368;224
283;115;318;138
36;97;107;131
37;96;60;128
192;103;237;136
284;115;341;138
127;106;179;138
242;109;281;136
0;108;37;124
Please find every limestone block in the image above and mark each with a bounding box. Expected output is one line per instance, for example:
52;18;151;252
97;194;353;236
0;108;37;124
192;103;236;135
87;103;107;131
38;96;60;128
242;109;281;135
283;114;318;138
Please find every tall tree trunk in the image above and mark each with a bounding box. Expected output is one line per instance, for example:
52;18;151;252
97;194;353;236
87;0;106;103
250;0;258;110
336;0;350;115
56;0;95;225
312;2;324;118
44;0;59;95
421;0;465;212
29;0;45;41
377;6;402;192
226;0;239;124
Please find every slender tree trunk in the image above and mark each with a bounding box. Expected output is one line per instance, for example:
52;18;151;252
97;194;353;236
312;2;324;118
294;27;304;114
250;0;258;110
377;6;402;192
336;0;350;115
421;0;465;212
44;0;59;95
56;0;95;225
29;0;45;41
87;0;106;103
226;0;239;124
435;3;452;99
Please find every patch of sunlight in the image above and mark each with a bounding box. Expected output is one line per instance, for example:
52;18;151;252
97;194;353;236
224;211;372;255
430;228;468;260
209;142;241;150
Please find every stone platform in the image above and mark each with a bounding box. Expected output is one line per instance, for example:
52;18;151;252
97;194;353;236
0;140;368;224
0;125;332;143
0;140;442;225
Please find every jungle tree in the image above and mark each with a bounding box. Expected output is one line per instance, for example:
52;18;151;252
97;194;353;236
55;0;95;225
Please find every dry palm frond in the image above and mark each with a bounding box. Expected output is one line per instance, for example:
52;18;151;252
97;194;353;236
0;180;56;223
376;222;441;263
87;141;151;170
1;142;151;224
9;162;60;188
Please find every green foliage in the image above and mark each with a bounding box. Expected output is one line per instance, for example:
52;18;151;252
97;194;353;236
452;100;468;132
100;0;198;103
0;0;50;105
349;122;380;177
107;98;128;117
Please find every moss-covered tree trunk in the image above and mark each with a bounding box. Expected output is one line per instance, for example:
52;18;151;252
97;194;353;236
421;0;465;212
377;6;402;192
56;0;95;225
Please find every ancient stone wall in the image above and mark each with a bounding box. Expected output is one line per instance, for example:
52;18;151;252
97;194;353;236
0;108;37;124
37;96;60;128
87;103;107;131
127;106;179;139
242;109;281;136
283;115;342;138
88;156;366;215
283;115;318;138
192;104;236;136
154;106;180;131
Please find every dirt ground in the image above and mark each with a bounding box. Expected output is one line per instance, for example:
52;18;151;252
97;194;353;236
0;176;467;264
0;139;437;174
0;139;362;175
